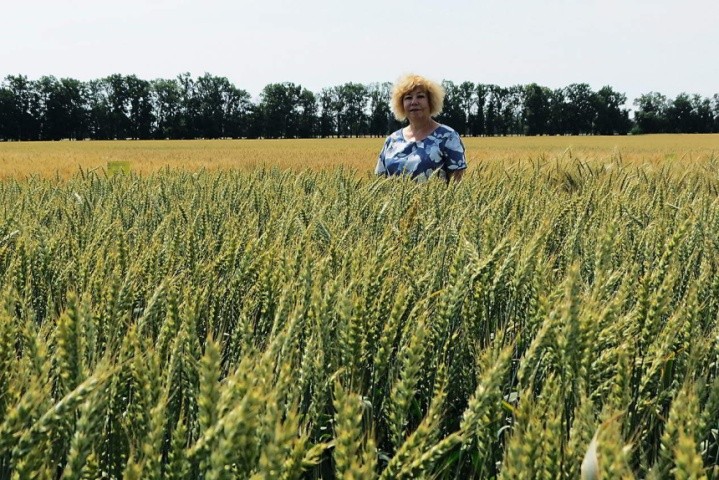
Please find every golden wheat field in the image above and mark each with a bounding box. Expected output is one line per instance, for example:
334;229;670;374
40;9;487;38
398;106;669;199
0;133;717;178
1;134;719;479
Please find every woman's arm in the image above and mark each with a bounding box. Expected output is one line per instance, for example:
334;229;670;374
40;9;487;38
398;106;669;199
443;130;467;183
375;136;391;176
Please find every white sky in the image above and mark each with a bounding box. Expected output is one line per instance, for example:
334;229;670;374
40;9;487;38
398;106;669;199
2;0;718;107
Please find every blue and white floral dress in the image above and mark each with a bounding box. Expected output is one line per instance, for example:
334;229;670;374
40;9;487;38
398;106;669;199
375;124;467;182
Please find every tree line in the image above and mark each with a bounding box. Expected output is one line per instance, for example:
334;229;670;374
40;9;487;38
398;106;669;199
0;73;718;141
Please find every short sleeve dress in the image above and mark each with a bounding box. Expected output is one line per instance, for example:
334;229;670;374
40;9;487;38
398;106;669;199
375;124;467;182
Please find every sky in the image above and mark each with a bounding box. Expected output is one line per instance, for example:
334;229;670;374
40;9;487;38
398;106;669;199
2;0;718;108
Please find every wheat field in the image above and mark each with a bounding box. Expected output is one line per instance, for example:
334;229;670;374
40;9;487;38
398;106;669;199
0;134;717;178
1;135;719;478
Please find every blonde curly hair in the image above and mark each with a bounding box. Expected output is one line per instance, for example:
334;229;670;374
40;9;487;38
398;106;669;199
390;74;445;122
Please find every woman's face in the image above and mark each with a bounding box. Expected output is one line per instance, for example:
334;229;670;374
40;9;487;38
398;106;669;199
403;87;430;120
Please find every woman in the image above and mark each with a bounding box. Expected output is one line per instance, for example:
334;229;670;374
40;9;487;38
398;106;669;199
375;74;467;182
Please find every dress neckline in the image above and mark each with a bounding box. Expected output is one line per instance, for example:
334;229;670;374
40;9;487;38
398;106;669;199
401;124;441;142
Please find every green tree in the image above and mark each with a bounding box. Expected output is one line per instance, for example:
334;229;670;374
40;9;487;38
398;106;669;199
177;72;198;138
487;85;524;135
259;82;301;138
61;78;91;139
86;79;111;139
457;81;476;135
471;83;488;136
506;86;526;135
562;83;596;135
437;80;466;134
0;87;13;139
334;83;368;137
151;78;183;139
594;86;631;135
296;88;318;138
103;74;131;139
33;76;90;140
367;82;394;137
34;76;61;139
244;103;264;139
668;92;715;133
194;73;225;137
667;92;693;133
688;94;713;133
633;92;669;134
3;75;40;140
104;74;127;138
318;88;336;138
193;73;250;138
523;83;550;135
226;85;252;138
125;75;154;139
546;88;566;135
484;84;501;136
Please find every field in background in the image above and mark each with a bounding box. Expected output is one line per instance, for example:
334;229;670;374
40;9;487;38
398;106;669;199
0;134;717;178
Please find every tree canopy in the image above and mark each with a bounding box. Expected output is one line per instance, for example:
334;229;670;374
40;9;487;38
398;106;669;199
0;73;717;140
